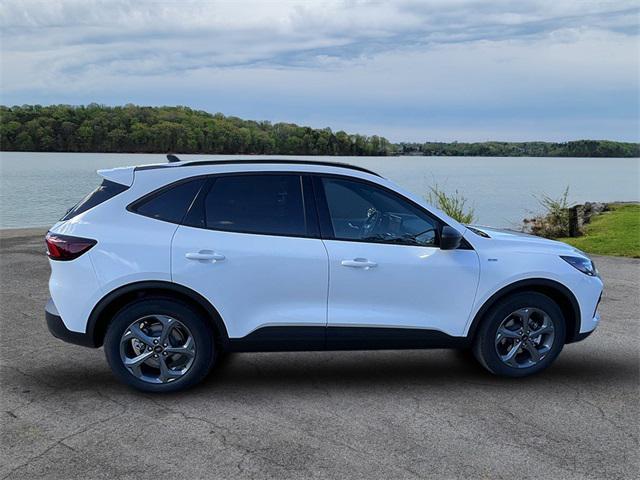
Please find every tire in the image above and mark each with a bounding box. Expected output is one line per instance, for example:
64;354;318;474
104;297;216;392
472;292;566;377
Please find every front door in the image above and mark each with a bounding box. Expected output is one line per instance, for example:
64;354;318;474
315;176;480;345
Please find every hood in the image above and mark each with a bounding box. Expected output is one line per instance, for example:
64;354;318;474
468;225;582;255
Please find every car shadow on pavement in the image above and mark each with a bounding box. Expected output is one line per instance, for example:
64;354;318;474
22;348;638;396
205;350;637;388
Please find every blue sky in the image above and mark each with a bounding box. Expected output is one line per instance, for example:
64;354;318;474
1;0;639;142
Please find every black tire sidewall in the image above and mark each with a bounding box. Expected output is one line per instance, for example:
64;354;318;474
473;292;566;377
104;297;215;393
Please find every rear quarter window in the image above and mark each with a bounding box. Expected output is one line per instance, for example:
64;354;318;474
130;178;206;224
62;179;129;221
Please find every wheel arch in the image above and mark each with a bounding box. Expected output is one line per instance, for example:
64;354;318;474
87;281;229;348
467;278;581;343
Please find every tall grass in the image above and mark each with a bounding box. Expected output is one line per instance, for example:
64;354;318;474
427;184;476;224
528;186;572;238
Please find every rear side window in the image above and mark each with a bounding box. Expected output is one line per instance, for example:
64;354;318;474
132;178;205;224
62;179;129;221
203;174;307;236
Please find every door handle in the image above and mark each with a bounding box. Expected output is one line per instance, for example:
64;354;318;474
185;251;225;262
341;258;377;269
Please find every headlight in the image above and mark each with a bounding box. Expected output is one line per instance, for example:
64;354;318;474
560;255;598;276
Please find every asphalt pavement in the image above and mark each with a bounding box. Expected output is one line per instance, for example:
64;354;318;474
1;228;638;479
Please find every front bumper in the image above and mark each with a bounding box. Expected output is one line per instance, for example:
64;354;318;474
46;298;96;348
569;307;600;343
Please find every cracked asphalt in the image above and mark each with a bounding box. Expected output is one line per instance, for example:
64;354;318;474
1;228;638;479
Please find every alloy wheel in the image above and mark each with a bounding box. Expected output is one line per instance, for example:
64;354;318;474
119;314;196;383
494;307;555;369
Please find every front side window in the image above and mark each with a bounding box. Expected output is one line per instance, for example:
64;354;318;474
321;177;438;246
203;174;307;236
132;178;206;224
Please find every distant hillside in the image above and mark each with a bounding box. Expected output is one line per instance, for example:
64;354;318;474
397;140;640;158
1;104;638;157
0;104;392;156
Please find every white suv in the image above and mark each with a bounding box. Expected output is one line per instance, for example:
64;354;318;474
45;157;603;392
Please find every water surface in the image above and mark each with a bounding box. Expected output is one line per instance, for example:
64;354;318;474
1;152;638;229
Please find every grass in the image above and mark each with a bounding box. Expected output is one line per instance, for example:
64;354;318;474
558;203;640;258
426;183;476;224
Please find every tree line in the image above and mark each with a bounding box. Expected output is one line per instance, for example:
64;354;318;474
396;140;640;158
1;104;638;157
0;104;392;156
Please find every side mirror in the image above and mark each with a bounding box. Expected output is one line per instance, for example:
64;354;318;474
440;226;462;250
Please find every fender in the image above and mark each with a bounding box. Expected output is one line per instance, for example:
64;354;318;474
86;280;230;347
466;278;581;343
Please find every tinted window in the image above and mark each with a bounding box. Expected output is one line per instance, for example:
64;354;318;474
321;178;438;246
133;178;205;224
62;179;129;221
204;175;306;236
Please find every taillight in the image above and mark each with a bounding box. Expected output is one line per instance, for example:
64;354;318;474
45;232;97;261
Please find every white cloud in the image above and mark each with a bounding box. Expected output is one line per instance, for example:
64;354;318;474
1;0;638;141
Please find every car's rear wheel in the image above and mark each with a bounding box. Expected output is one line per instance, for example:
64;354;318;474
104;297;216;392
473;292;566;377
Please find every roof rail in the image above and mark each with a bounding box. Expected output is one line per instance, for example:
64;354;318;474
138;158;382;177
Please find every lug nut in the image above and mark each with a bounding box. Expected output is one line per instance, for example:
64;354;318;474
153;354;158;358
163;352;167;356
153;340;158;344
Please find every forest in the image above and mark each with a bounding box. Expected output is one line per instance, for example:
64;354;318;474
1;104;638;157
396;140;640;158
0;104;392;156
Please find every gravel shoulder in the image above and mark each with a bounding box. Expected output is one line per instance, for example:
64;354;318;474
1;229;638;479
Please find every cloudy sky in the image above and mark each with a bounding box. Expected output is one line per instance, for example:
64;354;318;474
1;0;638;142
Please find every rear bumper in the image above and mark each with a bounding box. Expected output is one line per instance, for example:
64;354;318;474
46;298;97;348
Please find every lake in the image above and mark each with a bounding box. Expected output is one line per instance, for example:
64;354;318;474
1;152;638;229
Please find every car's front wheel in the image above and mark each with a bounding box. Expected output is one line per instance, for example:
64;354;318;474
473;292;566;377
104;297;216;392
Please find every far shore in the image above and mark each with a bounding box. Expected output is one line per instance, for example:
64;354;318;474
2;151;640;159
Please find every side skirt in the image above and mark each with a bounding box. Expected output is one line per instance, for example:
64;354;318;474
326;326;470;350
227;326;325;352
226;326;470;353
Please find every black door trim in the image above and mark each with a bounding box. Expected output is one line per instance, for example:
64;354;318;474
226;325;469;352
326;326;469;350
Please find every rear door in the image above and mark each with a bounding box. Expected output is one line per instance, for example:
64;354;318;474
171;174;329;348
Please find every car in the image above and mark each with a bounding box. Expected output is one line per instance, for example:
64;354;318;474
45;156;603;392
